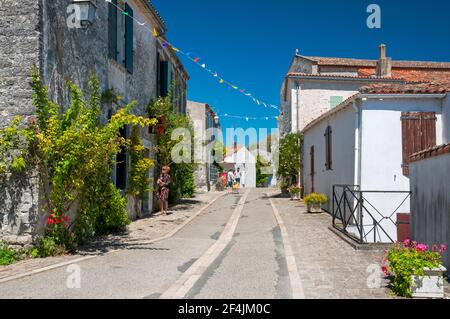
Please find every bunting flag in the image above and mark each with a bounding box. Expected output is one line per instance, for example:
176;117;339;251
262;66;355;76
219;114;279;121
103;0;279;111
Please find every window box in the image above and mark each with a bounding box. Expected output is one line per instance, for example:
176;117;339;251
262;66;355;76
411;266;446;299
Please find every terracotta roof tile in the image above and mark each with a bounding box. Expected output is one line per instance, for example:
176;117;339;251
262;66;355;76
409;143;450;163
359;82;448;94
287;72;405;81
300;56;450;69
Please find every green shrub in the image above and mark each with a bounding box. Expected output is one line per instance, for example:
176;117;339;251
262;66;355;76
304;193;328;205
0;243;18;266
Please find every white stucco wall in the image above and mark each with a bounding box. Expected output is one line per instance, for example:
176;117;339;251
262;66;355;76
410;153;450;269
302;105;356;211
360;97;444;242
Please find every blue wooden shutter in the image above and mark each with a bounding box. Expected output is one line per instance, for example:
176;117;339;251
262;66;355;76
108;0;118;60
125;3;134;73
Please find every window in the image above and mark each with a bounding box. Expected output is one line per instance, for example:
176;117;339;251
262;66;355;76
324;126;332;170
330;96;343;109
108;1;134;73
124;3;134;73
401;112;436;176
158;58;169;97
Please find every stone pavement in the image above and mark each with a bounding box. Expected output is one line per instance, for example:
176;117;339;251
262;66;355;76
270;193;392;299
0;191;224;282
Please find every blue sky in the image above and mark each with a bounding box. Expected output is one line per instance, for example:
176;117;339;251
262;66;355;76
151;0;450;146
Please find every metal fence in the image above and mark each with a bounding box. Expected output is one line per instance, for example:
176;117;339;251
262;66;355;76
332;185;411;244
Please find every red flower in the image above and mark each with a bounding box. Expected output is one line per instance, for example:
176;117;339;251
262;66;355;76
56;218;62;224
46;218;55;225
381;266;389;275
64;215;69;222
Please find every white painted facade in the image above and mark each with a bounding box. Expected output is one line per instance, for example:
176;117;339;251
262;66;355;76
223;147;257;188
302;94;447;243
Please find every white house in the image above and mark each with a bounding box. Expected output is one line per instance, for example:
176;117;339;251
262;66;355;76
302;82;448;243
279;44;450;137
222;146;257;188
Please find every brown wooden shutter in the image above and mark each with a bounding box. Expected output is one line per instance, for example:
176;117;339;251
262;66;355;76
401;112;436;176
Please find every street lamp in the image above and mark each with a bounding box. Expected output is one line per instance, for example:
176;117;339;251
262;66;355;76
72;0;97;26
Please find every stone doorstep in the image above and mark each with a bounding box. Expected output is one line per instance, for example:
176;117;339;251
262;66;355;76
328;226;393;251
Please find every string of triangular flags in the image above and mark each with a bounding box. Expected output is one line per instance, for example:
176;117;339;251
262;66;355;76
105;0;279;111
219;114;279;122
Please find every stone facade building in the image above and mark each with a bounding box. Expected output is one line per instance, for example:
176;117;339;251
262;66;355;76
0;0;188;244
186;101;221;192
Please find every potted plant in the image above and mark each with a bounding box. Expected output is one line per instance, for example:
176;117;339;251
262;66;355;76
304;193;328;213
383;240;447;298
288;185;301;200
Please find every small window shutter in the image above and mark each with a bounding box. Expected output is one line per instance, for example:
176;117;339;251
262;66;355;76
401;112;436;176
124;3;134;73
108;0;118;60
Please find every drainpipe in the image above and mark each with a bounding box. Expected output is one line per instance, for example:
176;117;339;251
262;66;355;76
352;100;362;188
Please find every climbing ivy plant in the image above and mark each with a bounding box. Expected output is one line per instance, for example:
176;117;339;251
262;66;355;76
0;67;157;255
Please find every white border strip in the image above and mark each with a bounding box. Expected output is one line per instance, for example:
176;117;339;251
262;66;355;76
160;189;250;299
268;194;305;299
0;192;226;285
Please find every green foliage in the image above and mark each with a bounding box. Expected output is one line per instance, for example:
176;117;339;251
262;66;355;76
128;125;154;200
288;185;301;195
256;155;270;187
0;116;35;176
148;94;197;202
0;243;18;266
304;193;328;205
0;68;158;256
278;133;302;184
387;243;444;297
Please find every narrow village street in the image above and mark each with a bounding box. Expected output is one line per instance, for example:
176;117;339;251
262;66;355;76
0;189;391;299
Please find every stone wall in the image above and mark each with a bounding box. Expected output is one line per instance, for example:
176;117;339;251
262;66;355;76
0;0;42;244
0;0;171;243
0;0;41;125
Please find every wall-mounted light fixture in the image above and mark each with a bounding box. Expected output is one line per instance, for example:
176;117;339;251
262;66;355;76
72;0;97;26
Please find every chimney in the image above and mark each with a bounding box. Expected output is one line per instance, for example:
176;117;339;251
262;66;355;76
376;44;392;77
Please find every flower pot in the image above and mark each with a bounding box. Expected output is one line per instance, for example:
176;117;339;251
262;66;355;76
411;265;446;298
307;203;322;213
290;193;300;201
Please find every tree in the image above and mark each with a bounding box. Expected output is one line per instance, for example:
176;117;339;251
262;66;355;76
256;155;271;187
277;133;302;185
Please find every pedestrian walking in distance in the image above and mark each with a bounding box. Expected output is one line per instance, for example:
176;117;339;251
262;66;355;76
227;170;234;189
157;166;171;216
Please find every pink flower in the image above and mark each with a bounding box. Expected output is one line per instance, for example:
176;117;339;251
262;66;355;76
403;239;411;247
411;241;418;248
416;244;429;252
432;245;439;252
381;266;389;275
441;245;447;253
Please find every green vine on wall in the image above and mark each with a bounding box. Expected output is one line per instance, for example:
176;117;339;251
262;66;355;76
0;67;158;256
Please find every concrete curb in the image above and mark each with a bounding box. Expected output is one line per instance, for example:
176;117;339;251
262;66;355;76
160;189;251;299
268;193;305;299
0;192;227;285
